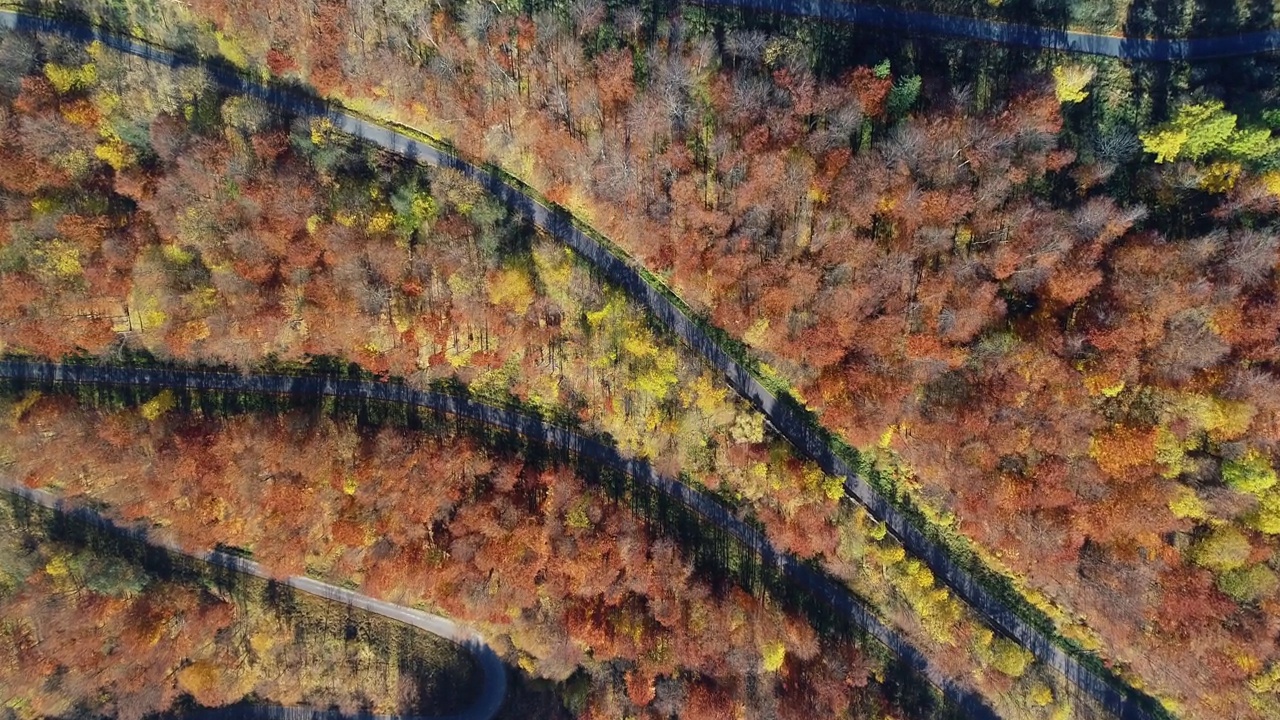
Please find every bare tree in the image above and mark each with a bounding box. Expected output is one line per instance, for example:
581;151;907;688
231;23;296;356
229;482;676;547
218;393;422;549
459;0;495;43
0;33;36;100
1095;128;1142;163
569;0;605;38
1226;228;1279;288
723;30;766;67
1150;308;1231;384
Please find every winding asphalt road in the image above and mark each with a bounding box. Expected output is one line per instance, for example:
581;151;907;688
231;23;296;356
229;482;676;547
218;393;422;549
0;9;1166;720
698;0;1280;59
2;482;507;720
0;359;1003;718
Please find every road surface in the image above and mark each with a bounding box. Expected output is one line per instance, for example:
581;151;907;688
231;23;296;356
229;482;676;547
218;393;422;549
0;10;1165;719
2;482;508;720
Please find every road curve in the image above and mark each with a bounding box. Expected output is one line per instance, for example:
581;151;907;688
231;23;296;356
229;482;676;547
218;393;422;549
0;11;1159;720
696;0;1280;60
2;482;507;720
0;359;1001;719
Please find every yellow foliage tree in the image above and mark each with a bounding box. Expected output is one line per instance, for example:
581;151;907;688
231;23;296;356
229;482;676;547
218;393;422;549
1169;393;1254;442
1199;161;1242;193
892;559;962;643
821;474;845;501
1247;491;1280;534
988;637;1032;677
627;347;678;401
1154;426;1192;478
44;553;71;578
140;390;176;421
761;641;786;673
365;209;395;233
565;501;592;530
1223;450;1277;494
1052;64;1095;103
1139;127;1189;164
95;138;135;171
1141;101;1234;163
683;373;730;421
35;240;83;282
730;411;765;444
43;62;97;94
743;318;770;347
1168;485;1208;520
1176;101;1239;160
309;117;335;146
176;661;222;704
1263;171;1280;198
1191;526;1251;572
1249;661;1280;694
1218;565;1279;604
1225;126;1276;160
1030;682;1054;707
488;266;536;316
1140;100;1276;167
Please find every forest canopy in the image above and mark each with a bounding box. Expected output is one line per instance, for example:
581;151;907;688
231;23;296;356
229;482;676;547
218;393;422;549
2;1;1280;718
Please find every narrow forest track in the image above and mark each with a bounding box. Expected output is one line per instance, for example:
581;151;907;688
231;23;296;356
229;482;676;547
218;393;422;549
698;0;1280;59
0;359;1001;719
0;9;1163;720
1;481;508;720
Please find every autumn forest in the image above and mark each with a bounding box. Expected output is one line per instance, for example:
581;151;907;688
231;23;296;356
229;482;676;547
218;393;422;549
1;1;1279;719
